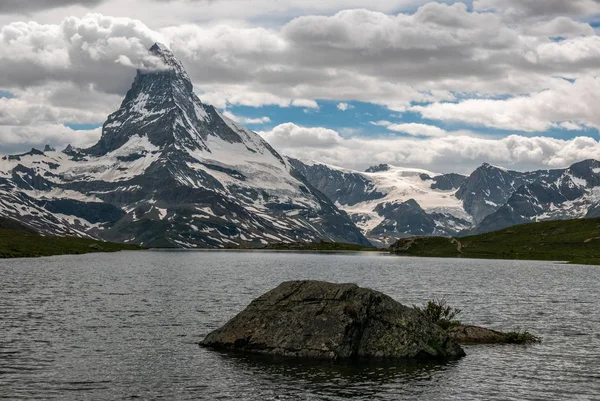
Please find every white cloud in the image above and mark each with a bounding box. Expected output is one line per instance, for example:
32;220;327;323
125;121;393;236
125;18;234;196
386;123;448;137
411;76;600;132
370;120;448;137
0;84;114;126
0;14;165;93
370;120;393;127
222;110;271;125
2;7;598;127
243;116;271;125
291;99;319;109
0;124;100;153
261;123;600;173
337;102;353;111
259;123;343;149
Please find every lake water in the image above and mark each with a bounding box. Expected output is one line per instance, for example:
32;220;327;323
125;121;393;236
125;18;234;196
1;250;599;400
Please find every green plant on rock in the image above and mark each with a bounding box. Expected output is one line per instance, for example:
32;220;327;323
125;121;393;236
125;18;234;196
502;330;542;344
414;297;462;330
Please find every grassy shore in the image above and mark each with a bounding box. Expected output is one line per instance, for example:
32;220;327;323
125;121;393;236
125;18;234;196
391;217;600;265
0;229;143;258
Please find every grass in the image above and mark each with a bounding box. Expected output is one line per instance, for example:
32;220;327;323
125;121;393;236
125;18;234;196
413;297;462;330
0;229;143;258
415;298;541;345
502;330;542;345
263;240;378;252
391;217;600;265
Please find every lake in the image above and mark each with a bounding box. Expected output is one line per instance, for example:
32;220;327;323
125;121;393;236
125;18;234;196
1;250;599;400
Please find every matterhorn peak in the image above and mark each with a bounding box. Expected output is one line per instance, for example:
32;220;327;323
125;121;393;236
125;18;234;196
149;43;186;71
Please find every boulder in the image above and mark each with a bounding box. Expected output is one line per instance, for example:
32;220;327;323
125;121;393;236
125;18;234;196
200;280;465;360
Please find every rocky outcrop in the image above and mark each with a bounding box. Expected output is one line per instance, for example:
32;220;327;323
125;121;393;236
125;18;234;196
448;325;508;344
200;280;465;360
448;325;541;345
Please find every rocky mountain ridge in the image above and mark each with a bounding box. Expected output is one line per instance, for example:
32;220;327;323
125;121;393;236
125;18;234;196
290;158;600;245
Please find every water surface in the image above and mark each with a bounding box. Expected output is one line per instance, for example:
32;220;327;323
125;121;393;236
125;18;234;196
1;250;599;400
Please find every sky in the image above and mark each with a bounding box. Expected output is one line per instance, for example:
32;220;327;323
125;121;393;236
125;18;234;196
1;0;600;173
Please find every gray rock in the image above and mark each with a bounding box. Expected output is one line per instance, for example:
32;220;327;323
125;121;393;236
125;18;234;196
200;280;465;360
448;325;541;345
430;173;467;191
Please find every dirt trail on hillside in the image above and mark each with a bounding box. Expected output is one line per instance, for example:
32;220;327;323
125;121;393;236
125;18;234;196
451;238;463;253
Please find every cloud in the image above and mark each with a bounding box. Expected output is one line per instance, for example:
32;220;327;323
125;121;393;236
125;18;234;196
0;14;164;94
243;116;271;125
371;121;467;137
291;99;319;109
1;6;600;156
259;123;343;149
521;17;596;38
2;7;596;120
411;76;600;132
474;0;600;18
386;123;448;137
153;6;600;115
261;123;600;173
370;120;393;127
0;1;432;27
0;83;116;137
222;111;271;125
0;0;106;13
0;124;100;154
337;102;354;111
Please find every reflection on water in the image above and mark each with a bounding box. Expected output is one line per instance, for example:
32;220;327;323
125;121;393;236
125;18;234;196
1;250;600;400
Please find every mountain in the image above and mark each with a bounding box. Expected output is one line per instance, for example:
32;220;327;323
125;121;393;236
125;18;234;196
474;159;600;233
0;43;369;248
289;159;471;246
455;163;552;225
289;158;600;245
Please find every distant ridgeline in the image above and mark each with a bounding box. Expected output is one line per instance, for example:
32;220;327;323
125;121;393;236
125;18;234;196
290;159;600;247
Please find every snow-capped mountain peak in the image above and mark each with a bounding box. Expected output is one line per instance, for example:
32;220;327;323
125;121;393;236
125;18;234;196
149;42;191;84
0;44;370;248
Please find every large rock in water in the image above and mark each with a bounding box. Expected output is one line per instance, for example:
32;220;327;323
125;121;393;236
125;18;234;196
200;281;465;360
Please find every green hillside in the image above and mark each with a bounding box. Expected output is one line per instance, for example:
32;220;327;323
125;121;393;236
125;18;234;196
0;221;143;258
390;217;600;265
